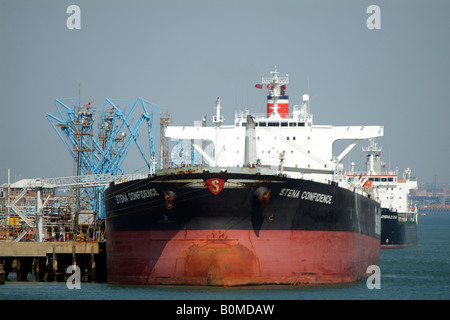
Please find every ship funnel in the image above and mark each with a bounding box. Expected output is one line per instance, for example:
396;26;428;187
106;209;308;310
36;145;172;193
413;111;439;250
262;68;289;118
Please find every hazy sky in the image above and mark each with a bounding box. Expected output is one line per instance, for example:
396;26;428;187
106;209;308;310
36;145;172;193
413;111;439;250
1;0;449;186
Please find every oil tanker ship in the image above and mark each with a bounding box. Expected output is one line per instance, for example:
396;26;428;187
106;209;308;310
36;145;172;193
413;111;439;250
105;68;384;286
347;139;418;248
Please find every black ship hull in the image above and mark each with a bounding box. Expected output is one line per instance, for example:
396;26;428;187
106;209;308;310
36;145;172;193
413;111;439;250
104;168;381;286
381;208;417;248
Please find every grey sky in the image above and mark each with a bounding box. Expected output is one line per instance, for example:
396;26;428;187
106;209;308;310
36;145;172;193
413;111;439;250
1;0;449;186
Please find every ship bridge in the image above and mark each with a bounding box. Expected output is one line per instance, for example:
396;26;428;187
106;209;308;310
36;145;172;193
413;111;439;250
165;69;384;182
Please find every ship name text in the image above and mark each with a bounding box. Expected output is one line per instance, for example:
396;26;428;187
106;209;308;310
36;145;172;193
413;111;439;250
381;214;397;219
279;188;333;205
115;188;159;204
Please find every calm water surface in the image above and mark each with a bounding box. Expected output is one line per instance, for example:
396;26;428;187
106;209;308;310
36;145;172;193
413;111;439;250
1;212;449;300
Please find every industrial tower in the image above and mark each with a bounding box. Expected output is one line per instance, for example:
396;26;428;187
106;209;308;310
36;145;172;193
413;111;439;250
47;97;160;222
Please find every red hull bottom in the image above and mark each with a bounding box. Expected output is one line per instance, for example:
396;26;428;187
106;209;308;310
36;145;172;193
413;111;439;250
107;230;379;286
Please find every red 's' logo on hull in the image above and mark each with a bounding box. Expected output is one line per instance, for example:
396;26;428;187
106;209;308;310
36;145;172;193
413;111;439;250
205;178;225;195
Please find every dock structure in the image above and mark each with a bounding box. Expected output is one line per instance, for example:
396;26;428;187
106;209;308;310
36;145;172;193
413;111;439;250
0;172;145;243
0;241;106;282
0;97;161;284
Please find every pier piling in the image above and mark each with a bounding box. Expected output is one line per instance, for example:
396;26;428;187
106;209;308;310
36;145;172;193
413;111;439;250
0;241;106;282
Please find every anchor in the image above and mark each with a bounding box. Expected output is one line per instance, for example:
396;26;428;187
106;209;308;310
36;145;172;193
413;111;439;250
163;189;177;210
254;187;271;209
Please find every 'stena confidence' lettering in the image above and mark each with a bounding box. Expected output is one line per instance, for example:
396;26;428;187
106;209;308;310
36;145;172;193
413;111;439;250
278;188;333;205
279;188;301;198
301;191;333;205
127;188;159;201
115;188;159;205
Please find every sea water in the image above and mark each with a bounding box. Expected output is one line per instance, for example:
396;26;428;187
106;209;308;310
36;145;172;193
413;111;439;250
1;212;449;301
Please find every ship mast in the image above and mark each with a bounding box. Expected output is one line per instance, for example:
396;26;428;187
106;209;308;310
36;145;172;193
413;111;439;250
363;138;383;174
211;97;223;166
261;66;289;118
212;97;224;126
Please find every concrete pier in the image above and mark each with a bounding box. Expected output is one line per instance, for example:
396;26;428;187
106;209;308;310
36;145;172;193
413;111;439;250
0;241;106;282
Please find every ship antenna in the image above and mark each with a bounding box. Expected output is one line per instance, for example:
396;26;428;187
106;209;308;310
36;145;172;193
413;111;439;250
307;77;311;114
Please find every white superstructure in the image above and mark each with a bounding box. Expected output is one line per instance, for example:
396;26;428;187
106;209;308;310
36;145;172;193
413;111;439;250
347;139;418;218
165;68;384;189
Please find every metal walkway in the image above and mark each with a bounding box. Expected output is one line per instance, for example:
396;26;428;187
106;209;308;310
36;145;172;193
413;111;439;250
4;173;145;242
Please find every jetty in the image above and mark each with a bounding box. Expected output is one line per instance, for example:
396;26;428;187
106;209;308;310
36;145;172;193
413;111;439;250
0;241;106;282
